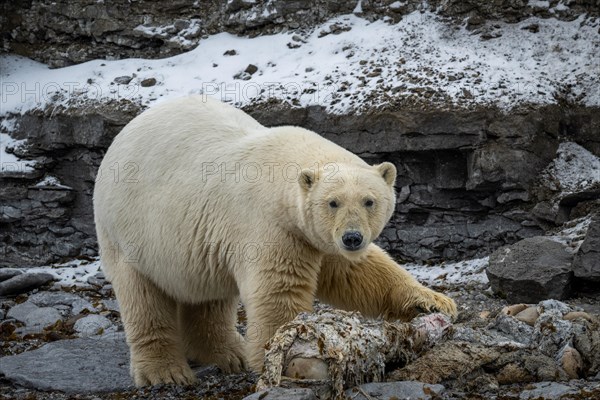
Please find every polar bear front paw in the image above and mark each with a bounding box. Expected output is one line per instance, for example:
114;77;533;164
415;289;458;320
131;359;197;387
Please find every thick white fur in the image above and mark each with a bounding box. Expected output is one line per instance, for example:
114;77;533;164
93;96;457;386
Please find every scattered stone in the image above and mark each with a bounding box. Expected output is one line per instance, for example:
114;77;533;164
74;314;114;336
391;300;600;386
140;77;157;87
87;274;105;287
0;268;23;282
346;382;445;400
560;345;583;378
113;75;133;85
514;307;539;326
28;291;85;307
467;15;484;28
223;49;237;56
502;304;529;316
522;23;540;33
7;301;62;331
234;71;252;81
0;333;133;393
486;237;573;302
519;382;577;399
564;311;595;322
244;387;317;400
244;64;258;75
572;219;600;283
0;273;54;296
71;298;95;315
102;299;120;312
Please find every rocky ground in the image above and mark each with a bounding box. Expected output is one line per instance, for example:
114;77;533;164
1;254;599;399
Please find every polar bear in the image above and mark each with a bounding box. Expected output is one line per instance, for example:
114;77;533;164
93;96;457;386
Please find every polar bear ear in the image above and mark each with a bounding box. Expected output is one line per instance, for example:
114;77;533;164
376;162;397;186
299;169;316;191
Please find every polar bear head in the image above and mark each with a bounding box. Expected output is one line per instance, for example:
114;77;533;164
299;162;397;260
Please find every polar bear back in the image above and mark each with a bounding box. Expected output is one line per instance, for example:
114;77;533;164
93;96;366;302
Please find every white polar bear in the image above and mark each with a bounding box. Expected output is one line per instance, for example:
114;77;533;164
93;96;456;386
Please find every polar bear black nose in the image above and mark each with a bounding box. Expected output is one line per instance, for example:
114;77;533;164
342;231;363;251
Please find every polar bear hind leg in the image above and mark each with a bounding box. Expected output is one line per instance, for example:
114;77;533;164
177;299;246;373
107;257;197;386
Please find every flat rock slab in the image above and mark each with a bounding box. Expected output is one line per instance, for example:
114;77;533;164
519;382;578;400
244;387;317;400
7;301;63;333
0;268;23;282
0;333;134;393
28;291;86;307
0;272;54;296
346;381;446;400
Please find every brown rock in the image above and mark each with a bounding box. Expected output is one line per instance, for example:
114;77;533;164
561;346;583;379
140;78;157;87
514;307;539;326
496;363;533;384
501;304;529;316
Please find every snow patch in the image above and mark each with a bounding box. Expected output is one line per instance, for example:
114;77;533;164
540;142;600;193
546;216;592;252
402;257;489;286
353;0;363;14
27;259;102;287
0;12;598;115
0;133;34;173
35;175;72;189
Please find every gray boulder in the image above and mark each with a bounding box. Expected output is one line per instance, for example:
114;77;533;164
572;219;600;283
7;301;62;332
71;298;95;315
0;272;54;296
244;388;317;400
29;290;94;315
346;382;445;400
519;382;577;400
0;268;23;282
28;291;85;307
486;237;573;302
0;333;133;393
74;314;114;336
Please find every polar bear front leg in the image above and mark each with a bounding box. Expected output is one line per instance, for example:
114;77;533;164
317;244;457;321
111;262;196;386
241;265;318;372
177;299;246;373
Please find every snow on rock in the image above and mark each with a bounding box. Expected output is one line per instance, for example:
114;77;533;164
1;11;598;115
26;259;102;287
0;132;34;173
402;257;489;286
34;175;73;189
539;142;600;194
546;216;592;252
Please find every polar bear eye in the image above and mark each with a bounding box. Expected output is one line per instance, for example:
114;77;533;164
365;199;374;207
329;200;338;208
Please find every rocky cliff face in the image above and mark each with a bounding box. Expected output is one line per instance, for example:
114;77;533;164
2;100;599;267
2;0;598;67
1;0;599;267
